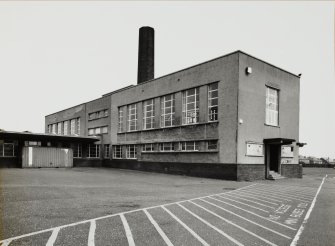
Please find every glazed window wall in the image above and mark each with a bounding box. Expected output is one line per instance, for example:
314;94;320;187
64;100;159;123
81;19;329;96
182;88;199;125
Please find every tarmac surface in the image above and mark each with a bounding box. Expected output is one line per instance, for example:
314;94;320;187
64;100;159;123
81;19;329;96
0;167;334;246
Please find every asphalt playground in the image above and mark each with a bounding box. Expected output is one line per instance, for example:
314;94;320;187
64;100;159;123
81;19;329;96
0;167;334;246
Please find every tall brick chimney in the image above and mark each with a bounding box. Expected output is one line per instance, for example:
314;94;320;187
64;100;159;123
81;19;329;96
137;26;154;84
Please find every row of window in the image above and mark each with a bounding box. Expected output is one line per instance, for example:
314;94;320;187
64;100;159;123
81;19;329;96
118;82;219;132
88;126;108;136
112;140;218;159
72;144;110;158
88;109;109;121
47;118;80;136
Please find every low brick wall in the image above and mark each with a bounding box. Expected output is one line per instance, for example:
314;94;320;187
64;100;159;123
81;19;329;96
237;164;265;181
73;158;102;167
103;160;238;180
281;164;302;178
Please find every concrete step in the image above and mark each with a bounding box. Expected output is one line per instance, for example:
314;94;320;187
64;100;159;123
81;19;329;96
268;171;286;180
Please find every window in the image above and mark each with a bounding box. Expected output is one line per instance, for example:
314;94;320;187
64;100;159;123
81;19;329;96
160;143;175;152
73;144;82;158
180;141;199;151
63;121;68;135
0;143;15;157
113;145;122;159
52;124;57;134
142;144;154;152
24;141;41;146
126;145;137;159
70;119;75;135
76;118;80;135
88;109;109;121
143;99;155;130
118;107;123;133
104;110;109;117
88;126;108;136
128;104;137;131
161;94;175;127
88;129;95;136
208;83;218;121
95;128;101;134
88;144;100;158
207;140;218;150
182;88;199;124
104;144;110;158
47;125;51;134
102;126;108;134
265;87;279;126
57;122;62;135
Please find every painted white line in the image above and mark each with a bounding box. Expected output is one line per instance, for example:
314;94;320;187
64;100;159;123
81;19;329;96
162;206;209;246
232;190;284;203
1;240;11;246
228;192;280;205
212;195;270;213
198;198;291;239
0;183;257;244
88;220;96;246
120;214;135;246
178;203;244;246
207;196;296;230
143;209;174;246
46;227;60;246
245;187;312;202
221;193;277;209
187;201;278;246
255;184;316;195
248;187;314;201
290;175;327;246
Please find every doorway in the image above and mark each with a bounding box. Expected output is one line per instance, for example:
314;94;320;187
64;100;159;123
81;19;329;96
265;144;281;178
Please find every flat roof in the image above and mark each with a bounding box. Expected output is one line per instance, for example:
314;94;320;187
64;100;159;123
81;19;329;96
0;131;99;143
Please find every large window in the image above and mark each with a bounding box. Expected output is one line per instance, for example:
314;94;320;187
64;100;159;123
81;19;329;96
57;123;62;135
63;121;68;135
126;145;137;159
118;107;123;133
76;118;80;135
0;143;15;157
160;143;175;152
128;104;137;131
113;146;122;159
52;124;57;134
142;143;154;152
48;125;51;134
265;87;279;126
207;140;218;150
208;83;218;122
88;126;108;136
104;144;110;158
161;94;175;127
182;88;199;125
180;141;199;151
73;144;82;158
88;109;109;121
143;99;155;130
88;144;100;158
70;119;76;135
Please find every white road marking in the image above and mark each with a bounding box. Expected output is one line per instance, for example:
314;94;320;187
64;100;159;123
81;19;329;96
178;203;244;246
290;175;327;246
187;201;278;246
0;183;257;244
1;240;11;246
248;187;313;201
46;227;60;246
236;189;292;202
143;209;174;246
232;190;284;203
255;184;316;196
120;214;135;246
221;193;277;209
207;196;296;230
88;220;96;246
162;206;210;246
213;195;270;213
198;198;291;239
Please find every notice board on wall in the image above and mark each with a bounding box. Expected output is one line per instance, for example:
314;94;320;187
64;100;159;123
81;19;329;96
281;146;294;158
246;143;264;157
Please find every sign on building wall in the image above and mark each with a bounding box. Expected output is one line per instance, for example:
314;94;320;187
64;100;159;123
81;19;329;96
246;142;264;157
281;145;294;158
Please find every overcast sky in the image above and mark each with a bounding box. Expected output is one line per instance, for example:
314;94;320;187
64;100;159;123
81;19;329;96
0;1;334;158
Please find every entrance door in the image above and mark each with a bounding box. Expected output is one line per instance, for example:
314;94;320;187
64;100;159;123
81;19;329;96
269;145;280;172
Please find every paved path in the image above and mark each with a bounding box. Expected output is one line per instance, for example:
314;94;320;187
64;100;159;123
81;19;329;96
0;175;328;246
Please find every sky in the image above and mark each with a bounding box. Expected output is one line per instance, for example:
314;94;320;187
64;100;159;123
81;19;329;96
0;1;334;158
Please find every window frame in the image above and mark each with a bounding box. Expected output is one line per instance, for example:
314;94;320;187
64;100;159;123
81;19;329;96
143;99;155;130
126;145;137;159
127;104;137;132
88;144;100;158
180;141;200;152
265;86;279;126
113;145;122;159
161;94;175;128
208;83;219;122
160;142;175;152
182;87;200;125
142;143;154;152
118;107;123;133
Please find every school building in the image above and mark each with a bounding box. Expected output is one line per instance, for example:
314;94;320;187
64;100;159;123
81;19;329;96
1;27;303;180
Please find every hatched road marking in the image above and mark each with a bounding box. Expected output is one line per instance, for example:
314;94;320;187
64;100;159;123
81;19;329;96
0;177;327;246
